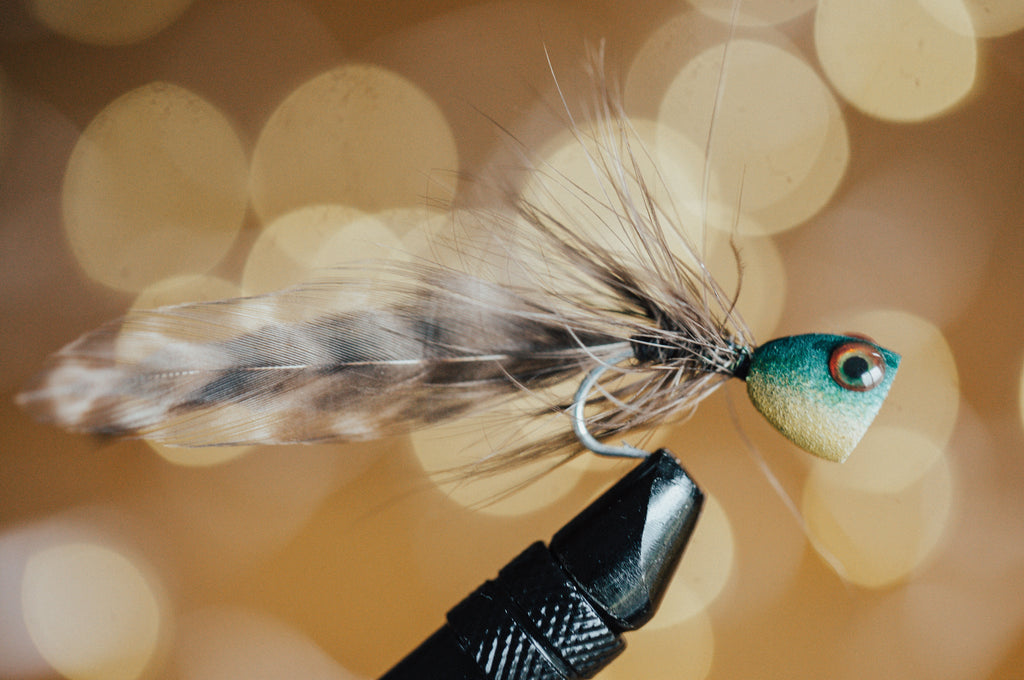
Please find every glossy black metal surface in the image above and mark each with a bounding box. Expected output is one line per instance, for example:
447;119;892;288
380;449;703;680
550;449;703;631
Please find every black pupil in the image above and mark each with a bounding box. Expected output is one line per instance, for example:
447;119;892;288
842;355;870;382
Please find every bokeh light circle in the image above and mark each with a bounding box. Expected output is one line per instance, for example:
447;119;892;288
377;205;451;239
311;214;409;271
816;424;947;495
175;607;361;680
657;39;849;234
688;0;817;26
815;0;977;122
519;118;726;279
29;0;194;46
241;204;415;316
21;542;163;680
62;82;247;292
919;0;1024;37
131;273;240;311
803;448;953;588
250;63;458;222
242;204;375;295
410;406;616;517
397;206;458;258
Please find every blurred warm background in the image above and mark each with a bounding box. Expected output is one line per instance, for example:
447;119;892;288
1;1;1023;678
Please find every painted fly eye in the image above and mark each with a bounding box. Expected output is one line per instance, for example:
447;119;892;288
829;341;885;392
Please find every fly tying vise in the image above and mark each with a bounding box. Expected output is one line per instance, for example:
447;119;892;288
16;66;900;470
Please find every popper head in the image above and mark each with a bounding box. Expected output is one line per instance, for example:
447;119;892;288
745;334;900;462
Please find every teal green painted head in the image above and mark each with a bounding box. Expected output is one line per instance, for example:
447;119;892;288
745;334;900;462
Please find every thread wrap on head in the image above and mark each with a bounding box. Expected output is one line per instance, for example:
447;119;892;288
630;333;752;379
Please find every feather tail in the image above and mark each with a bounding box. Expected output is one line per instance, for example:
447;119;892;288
16;270;627;446
19;55;754;464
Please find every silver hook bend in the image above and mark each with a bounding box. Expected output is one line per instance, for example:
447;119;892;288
571;348;649;459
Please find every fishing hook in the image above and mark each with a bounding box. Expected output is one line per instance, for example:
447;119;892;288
571;348;649;459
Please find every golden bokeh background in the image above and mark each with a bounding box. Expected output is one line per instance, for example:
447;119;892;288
2;1;1023;678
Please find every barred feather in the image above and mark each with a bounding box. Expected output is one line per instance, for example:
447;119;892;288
17;272;628;446
17;57;753;469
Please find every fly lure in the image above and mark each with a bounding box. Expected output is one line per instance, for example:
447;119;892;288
16;69;900;471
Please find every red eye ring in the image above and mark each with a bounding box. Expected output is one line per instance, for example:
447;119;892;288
829;341;885;392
